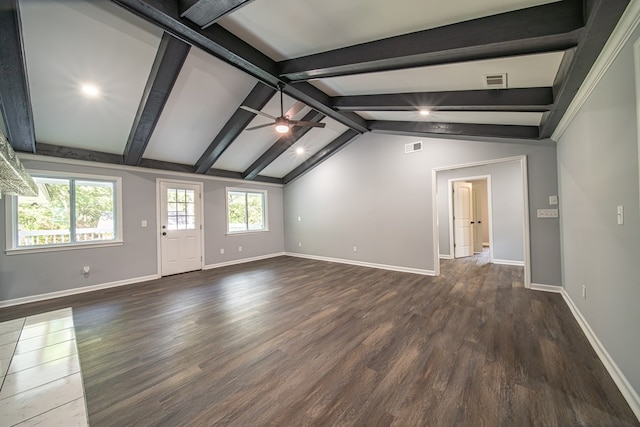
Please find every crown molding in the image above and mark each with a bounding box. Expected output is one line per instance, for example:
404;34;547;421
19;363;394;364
552;2;640;141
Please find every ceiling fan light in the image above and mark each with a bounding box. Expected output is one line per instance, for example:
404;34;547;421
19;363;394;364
275;117;290;133
275;124;289;133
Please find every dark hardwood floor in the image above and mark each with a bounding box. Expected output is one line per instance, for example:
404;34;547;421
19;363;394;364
1;254;638;426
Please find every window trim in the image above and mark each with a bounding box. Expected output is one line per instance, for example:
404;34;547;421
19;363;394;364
225;187;269;235
5;170;123;255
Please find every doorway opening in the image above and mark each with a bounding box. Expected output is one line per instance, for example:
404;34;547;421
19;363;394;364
449;176;492;260
432;155;531;288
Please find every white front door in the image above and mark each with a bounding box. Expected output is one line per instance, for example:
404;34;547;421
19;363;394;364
159;181;203;276
453;181;473;258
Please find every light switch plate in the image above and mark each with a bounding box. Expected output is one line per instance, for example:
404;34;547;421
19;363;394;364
617;205;624;225
537;209;559;218
549;195;558;205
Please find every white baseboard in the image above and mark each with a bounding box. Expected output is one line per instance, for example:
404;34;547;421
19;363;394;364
285;252;435;276
439;254;453;260
0;274;161;308
203;252;285;270
530;283;563;293
492;259;524;266
560;289;640;422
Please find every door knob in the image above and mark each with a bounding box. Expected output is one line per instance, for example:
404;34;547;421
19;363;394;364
162;232;167;236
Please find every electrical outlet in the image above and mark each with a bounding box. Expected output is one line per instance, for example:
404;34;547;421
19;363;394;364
297;216;302;222
220;248;224;254
141;220;147;227
549;195;558;205
82;266;90;275
298;242;302;247
582;285;587;299
238;246;243;252
353;246;357;252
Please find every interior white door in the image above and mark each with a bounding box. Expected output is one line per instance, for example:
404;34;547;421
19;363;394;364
160;181;202;276
472;186;483;253
453;181;473;258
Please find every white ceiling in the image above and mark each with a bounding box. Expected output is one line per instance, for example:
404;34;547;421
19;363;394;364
19;0;162;154
260;118;349;178
357;111;544;126
143;47;257;165
312;52;565;96
8;0;603;182
220;0;560;60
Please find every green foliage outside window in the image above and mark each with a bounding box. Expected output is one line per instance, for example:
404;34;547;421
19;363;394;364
17;176;116;246
227;190;266;232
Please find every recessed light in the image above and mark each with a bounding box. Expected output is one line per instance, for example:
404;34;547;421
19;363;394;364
80;83;101;98
295;147;305;155
419;109;431;116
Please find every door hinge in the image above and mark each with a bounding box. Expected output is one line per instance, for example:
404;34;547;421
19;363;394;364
200;224;202;230
454;244;456;248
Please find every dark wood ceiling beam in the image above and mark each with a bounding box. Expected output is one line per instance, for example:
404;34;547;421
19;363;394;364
140;159;281;183
368;121;540;140
0;0;35;153
194;82;275;174
205;168;282;184
283;129;360;184
332;88;554;112
179;0;254;29
278;0;585;81
124;33;190;166
35;143;280;184
242;110;325;180
540;0;629;139
36;143;124;165
112;0;367;133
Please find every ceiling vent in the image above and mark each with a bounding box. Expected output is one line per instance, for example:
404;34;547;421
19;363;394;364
405;141;423;154
483;73;508;89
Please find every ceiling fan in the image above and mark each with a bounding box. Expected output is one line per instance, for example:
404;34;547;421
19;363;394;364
240;83;326;134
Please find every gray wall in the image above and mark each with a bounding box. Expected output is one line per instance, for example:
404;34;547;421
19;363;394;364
556;25;640;400
437;161;524;262
284;132;561;284
0;158;284;302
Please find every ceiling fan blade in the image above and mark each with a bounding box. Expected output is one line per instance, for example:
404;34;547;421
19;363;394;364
290;120;326;128
245;122;275;131
240;105;276;120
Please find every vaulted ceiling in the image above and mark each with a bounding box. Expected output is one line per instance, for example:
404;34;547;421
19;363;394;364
0;0;630;184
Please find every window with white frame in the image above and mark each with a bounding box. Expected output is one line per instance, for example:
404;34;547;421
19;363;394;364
8;172;122;251
226;188;268;233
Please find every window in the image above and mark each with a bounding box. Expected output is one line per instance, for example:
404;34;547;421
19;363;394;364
166;187;196;230
8;172;122;251
226;188;267;233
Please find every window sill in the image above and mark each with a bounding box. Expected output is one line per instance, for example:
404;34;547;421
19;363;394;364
226;229;269;236
6;240;124;256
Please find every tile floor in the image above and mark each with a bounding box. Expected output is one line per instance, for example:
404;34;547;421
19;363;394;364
0;308;88;426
